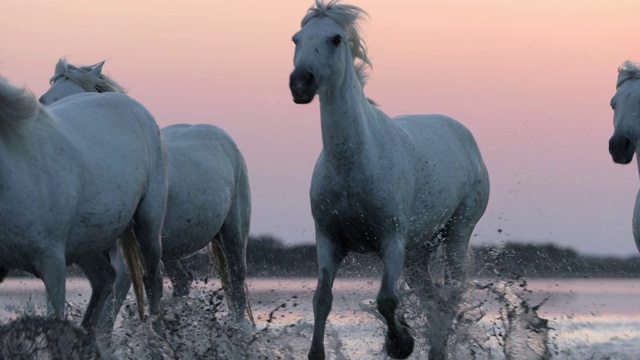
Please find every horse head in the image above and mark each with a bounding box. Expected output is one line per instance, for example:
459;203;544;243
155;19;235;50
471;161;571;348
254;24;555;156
39;58;125;105
609;61;640;164
289;1;370;104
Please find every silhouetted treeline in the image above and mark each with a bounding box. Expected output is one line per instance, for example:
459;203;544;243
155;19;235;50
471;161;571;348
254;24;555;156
241;235;640;279
6;235;640;279
472;242;640;278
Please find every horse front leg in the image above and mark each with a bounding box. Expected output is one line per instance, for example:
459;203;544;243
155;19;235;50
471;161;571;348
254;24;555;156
633;188;640;253
378;236;414;359
0;267;7;283
308;233;345;360
37;251;67;320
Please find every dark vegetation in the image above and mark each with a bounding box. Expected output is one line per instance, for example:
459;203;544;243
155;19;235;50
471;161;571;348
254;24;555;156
7;235;640;279
238;235;640;279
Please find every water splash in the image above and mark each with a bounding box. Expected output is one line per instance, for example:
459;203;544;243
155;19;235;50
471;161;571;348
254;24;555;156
0;316;109;359
386;276;551;359
108;287;286;359
475;279;551;360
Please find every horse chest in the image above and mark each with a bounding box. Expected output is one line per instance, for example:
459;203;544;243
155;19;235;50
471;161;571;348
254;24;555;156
312;188;398;254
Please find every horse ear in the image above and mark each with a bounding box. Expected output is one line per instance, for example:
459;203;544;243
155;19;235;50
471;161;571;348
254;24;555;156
54;58;66;75
89;61;105;76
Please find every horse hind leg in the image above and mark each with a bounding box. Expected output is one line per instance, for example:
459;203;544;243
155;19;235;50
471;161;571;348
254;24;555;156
77;254;115;332
426;209;479;359
214;222;249;323
96;245;133;341
378;235;414;360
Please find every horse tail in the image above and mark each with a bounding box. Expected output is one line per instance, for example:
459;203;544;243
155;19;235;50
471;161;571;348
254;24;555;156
207;241;255;325
244;279;255;325
118;227;146;320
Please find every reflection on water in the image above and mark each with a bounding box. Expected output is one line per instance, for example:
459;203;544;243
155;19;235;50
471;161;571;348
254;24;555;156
1;277;640;359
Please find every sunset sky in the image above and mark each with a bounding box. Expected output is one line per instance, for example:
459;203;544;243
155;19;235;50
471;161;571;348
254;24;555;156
2;0;639;255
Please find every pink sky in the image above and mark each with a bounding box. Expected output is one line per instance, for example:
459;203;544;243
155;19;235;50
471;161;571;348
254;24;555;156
2;0;639;255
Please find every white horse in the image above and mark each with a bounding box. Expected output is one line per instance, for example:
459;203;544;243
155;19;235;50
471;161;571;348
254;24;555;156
609;60;640;252
0;76;167;334
40;58;253;330
38;58;126;106
289;1;490;359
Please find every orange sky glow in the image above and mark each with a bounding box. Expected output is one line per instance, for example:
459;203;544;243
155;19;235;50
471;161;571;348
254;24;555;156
2;0;640;255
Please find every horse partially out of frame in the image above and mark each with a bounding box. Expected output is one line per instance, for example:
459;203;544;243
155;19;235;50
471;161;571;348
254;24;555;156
0;75;167;335
609;61;640;253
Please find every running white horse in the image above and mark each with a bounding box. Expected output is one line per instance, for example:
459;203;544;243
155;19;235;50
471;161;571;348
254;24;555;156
40;58;253;330
609;60;640;252
0;75;167;334
289;1;490;359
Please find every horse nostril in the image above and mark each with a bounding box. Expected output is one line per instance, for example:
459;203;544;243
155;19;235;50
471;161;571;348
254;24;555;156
38;96;45;104
623;138;632;151
305;72;314;85
290;68;315;91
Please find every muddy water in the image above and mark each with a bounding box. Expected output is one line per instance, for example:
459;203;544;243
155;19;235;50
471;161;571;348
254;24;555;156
1;277;640;359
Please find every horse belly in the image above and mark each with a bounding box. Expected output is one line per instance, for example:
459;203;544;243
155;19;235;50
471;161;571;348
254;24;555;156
161;218;224;261
65;204;138;262
337;220;383;254
160;184;231;261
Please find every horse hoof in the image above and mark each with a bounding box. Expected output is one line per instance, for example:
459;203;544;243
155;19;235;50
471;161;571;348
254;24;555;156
308;348;325;360
149;304;161;316
384;327;415;359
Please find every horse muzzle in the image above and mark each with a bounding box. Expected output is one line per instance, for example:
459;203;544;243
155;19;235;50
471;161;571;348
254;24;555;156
609;134;635;164
289;68;317;104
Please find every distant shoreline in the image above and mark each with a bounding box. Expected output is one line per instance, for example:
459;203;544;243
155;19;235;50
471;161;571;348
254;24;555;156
3;237;639;280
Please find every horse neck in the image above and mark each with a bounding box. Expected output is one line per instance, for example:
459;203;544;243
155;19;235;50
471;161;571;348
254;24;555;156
318;63;382;172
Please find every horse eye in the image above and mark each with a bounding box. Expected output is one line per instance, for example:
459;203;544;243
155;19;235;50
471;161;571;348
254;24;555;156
331;35;342;46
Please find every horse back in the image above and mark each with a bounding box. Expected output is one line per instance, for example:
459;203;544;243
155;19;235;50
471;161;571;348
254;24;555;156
394;114;488;186
394;113;490;234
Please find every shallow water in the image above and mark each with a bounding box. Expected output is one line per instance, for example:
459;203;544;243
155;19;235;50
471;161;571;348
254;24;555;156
1;277;640;359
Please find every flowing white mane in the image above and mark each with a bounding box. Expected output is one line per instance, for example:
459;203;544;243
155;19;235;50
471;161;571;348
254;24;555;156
0;77;42;143
50;58;127;94
617;60;640;89
302;0;371;88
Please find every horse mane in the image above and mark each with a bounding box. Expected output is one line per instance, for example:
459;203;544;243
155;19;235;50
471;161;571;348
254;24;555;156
50;58;127;94
617;60;640;89
0;77;42;144
302;0;372;88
